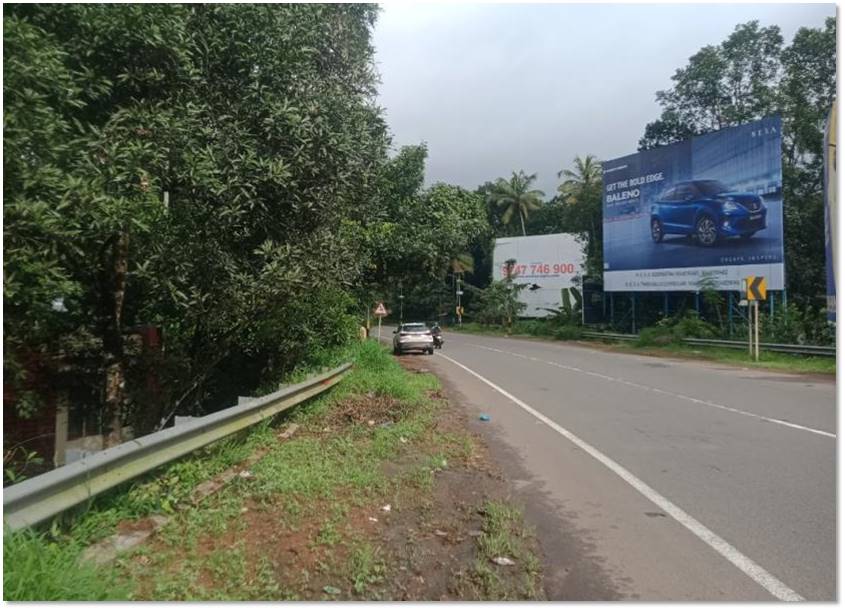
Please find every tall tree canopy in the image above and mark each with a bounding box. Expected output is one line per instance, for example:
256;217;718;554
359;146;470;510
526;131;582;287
487;171;545;236
4;4;391;438
556;155;604;278
638;18;836;304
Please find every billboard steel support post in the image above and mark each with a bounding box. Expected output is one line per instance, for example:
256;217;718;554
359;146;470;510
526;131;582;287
610;293;615;327
748;304;752;356
631;293;636;334
664;293;669;317
694;292;700;315
728;292;734;336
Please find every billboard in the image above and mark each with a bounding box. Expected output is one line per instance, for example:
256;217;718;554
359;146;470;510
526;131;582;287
492;233;585;317
603;116;784;292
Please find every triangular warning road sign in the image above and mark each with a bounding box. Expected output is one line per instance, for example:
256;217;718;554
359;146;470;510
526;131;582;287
374;302;388;316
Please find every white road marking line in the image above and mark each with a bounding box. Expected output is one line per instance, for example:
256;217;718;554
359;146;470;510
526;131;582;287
471;344;836;439
437;352;804;602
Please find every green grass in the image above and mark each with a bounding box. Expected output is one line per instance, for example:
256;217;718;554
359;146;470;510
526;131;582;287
118;340;442;600
615;341;836;375
3;530;130;601
455;500;542;600
347;542;386;595
4;341;414;601
5;340;543;600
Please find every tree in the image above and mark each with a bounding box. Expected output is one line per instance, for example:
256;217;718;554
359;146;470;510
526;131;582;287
639;21;783;149
4;5;390;447
487;171;545;236
637;18;836;304
467;279;527;329
555;155;604;278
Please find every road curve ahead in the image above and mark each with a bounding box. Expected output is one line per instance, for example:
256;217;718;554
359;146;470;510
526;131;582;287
386;328;835;601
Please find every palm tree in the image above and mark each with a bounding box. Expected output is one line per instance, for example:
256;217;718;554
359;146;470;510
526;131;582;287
557;154;603;276
487;171;545;236
557;154;602;205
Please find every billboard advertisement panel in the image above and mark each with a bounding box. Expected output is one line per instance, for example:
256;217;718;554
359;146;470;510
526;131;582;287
492;233;585;317
602;116;784;292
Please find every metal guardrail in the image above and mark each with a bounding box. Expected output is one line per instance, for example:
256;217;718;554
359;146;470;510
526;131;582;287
582;331;638;342
581;331;835;358
4;363;352;532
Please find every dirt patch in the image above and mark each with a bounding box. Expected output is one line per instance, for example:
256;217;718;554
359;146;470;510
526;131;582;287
319;393;408;428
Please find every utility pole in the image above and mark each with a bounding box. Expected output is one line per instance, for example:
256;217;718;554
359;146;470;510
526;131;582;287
505;258;516;335
456;274;463;326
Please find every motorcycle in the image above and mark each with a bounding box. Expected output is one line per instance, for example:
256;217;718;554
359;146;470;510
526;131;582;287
432;334;444;349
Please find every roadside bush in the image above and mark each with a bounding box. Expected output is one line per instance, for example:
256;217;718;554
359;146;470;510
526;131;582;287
761;303;834;345
670;312;719;339
512;320;549;336
635;326;677;347
553;326;583;341
636;312;718;346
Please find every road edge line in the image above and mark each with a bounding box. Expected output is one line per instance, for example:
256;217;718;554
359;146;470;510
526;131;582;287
437;352;805;602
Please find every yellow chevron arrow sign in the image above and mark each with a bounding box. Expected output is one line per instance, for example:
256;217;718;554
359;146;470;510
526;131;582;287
745;276;767;301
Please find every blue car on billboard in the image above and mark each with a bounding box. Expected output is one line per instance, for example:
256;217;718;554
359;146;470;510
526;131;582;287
649;180;767;247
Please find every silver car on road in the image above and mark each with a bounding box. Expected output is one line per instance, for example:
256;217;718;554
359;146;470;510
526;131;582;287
393;322;434;355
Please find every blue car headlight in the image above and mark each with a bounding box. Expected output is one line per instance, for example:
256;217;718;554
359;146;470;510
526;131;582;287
721;200;740;213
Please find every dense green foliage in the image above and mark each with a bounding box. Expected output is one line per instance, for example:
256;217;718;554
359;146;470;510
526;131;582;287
5;4;392;432
3;5;494;445
365;145;490;322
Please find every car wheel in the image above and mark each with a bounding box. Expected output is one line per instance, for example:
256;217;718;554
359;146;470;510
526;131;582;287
650;218;664;243
695;216;718;247
740;232;756;240
427;348;434;355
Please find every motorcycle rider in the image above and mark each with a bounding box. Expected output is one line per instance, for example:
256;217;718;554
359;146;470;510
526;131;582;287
430;323;443;348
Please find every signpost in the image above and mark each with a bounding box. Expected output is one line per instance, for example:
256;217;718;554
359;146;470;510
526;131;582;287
374;302;388;341
743;276;767;361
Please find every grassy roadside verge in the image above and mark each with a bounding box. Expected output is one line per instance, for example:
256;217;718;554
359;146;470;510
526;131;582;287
450;323;835;375
5;341;543;601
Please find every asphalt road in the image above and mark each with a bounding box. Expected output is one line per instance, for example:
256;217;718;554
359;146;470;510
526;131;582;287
383;327;835;601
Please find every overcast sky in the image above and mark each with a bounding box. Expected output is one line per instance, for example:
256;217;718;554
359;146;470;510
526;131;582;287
372;2;835;196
